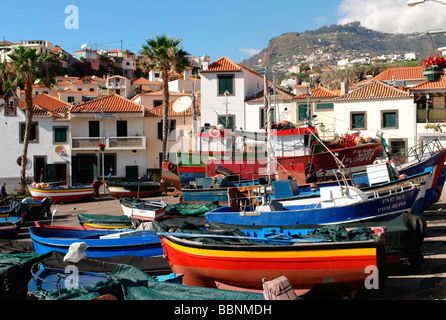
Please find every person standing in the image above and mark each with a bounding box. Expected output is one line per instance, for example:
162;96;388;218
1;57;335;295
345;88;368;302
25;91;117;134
1;183;7;199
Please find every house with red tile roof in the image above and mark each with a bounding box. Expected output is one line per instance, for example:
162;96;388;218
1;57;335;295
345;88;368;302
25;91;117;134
0;93;71;187
333;80;416;163
199;56;274;132
69;94;146;184
371;67;427;88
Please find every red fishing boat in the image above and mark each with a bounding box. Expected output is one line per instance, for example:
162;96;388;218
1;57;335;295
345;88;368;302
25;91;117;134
157;226;385;295
163;124;383;187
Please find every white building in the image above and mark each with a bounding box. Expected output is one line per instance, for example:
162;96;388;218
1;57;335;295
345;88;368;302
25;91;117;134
333;80;416;164
199;56;268;131
0;91;71;188
69;94;146;184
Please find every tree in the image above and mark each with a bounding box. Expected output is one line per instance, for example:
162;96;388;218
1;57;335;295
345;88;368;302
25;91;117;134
0;46;53;194
140;34;189;162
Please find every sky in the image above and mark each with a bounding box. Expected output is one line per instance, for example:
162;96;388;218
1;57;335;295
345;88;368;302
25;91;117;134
1;0;446;63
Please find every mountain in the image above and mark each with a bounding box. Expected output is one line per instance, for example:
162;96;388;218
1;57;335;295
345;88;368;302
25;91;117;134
240;22;446;77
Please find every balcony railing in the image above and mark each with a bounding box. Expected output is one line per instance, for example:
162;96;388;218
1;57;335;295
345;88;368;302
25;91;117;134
72;136;146;150
417;108;446;123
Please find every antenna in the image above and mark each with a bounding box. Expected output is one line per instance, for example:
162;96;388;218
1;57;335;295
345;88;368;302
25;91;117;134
172;96;192;113
81;43;87;49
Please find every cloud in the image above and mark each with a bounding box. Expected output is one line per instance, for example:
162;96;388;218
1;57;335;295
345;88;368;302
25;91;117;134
239;48;261;57
337;0;446;34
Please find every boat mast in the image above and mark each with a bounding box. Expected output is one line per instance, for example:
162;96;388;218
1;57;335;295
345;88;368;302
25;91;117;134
264;74;272;184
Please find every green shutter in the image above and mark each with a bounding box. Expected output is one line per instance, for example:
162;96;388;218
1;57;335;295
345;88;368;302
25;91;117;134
54;127;67;143
298;104;310;121
383;112;397;128
352;113;365;129
218;75;234;95
218;115;234;129
316;103;334;110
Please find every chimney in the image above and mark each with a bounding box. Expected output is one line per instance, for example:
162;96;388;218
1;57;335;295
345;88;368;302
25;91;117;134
184;68;191;80
340;82;349;95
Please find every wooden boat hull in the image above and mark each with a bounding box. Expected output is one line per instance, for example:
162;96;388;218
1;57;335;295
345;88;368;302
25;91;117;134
277;142;383;181
206;186;421;226
27;185;94;203
119;198;166;221
105;186;161;199
0;217;22;237
160;234;381;292
29;226;163;258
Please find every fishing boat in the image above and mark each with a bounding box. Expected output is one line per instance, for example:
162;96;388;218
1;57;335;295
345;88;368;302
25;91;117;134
155;221;385;294
105;181;162;199
27;184;94;203
28;262;263;300
119;197;167;222
162;123;383;188
206;182;421;227
28;260;183;300
208;212;427;267
77;213;134;230
0;217;22;237
29;226;163;258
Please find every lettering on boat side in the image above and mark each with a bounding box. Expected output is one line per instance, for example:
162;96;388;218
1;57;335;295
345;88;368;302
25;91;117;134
173;304;273;317
341;148;376;165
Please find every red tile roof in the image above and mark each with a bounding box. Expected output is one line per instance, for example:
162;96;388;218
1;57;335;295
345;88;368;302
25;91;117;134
18;94;71;113
246;87;296;102
70;94;144;113
200;56;265;80
294;87;339;99
201;56;243;73
334;80;411;101
133;77;158;85
409;73;446;92
372;67;425;81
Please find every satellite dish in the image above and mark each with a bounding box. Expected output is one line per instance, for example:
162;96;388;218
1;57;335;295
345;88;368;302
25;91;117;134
81;43;87;49
172;96;192;113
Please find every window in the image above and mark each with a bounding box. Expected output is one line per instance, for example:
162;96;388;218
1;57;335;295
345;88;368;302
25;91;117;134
217;115;235;129
351;112;367;130
260;108;275;129
89;121;100;137
20;122;38;143
67;96;75;103
116;120;127;137
389;139;407;166
218;75;234;95
153;100;163;108
298;104;311;121
158;119;176;141
53;127;68;143
382;110;398;129
316;103;334;110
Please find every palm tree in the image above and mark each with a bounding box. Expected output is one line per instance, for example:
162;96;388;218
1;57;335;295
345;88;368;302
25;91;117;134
140;34;189;162
0;46;53;194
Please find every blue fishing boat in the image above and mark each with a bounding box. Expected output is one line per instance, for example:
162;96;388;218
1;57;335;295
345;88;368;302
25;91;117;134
28;261;183;300
205;183;421;227
0;217;22;237
29;226;163;258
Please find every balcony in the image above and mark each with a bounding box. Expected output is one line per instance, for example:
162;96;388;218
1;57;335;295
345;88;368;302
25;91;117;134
417;108;446;123
72;136;146;151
